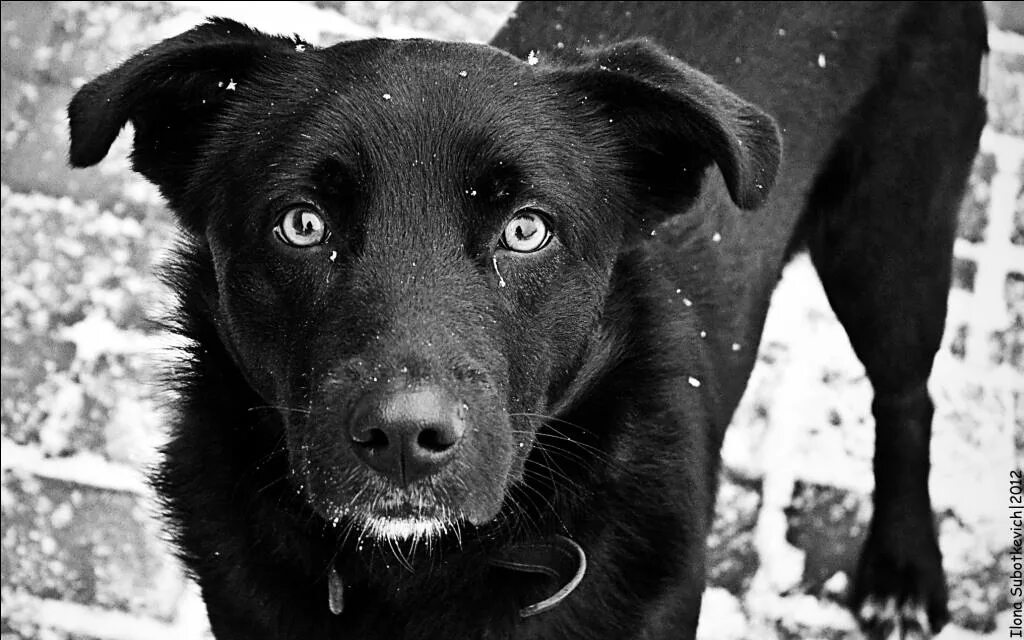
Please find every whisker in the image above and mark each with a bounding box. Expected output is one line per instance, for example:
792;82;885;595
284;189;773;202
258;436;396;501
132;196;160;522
511;414;631;475
248;404;312;415
502;494;540;537
533;436;612;474
528;441;585;492
509;411;587;431
509;473;568;533
511;426;602;480
255;474;288;496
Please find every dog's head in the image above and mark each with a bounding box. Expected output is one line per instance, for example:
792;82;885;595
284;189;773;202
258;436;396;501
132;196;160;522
69;20;779;543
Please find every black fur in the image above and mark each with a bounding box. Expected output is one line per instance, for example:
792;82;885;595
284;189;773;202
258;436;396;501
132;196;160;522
68;3;987;639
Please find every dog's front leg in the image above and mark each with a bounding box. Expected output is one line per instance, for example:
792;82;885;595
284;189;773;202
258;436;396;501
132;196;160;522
802;5;988;635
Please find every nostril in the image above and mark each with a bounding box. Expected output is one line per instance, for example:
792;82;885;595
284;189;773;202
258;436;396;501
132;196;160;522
352;427;389;450
417;427;455;453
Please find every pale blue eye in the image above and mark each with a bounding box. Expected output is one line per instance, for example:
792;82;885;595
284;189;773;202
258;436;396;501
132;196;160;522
502;211;550;252
275;207;327;247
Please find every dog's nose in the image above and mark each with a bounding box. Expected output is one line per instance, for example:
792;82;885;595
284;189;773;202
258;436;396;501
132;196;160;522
348;387;466;484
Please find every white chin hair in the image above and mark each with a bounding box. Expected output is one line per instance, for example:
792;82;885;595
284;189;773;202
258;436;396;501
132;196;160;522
367;516;447;541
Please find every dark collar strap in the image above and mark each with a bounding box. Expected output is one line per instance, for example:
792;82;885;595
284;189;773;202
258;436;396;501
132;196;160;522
489;535;587;618
327;535;587;619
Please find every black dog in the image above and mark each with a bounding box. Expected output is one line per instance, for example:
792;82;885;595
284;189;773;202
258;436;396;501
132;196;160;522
67;2;987;638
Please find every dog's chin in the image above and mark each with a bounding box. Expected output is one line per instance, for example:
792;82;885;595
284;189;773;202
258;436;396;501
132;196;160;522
312;485;505;544
363;514;459;542
347;498;501;543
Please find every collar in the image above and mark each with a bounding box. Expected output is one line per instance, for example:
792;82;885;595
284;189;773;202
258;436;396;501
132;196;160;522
327;535;587;619
489;535;588;617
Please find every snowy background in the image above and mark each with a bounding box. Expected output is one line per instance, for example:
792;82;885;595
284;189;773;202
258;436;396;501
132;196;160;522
1;2;1022;639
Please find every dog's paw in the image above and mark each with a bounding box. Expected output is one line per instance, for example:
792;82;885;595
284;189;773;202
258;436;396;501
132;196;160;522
857;595;933;640
851;526;949;640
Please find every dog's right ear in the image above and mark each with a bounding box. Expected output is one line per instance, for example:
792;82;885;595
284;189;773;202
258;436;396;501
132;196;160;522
547;40;781;218
69;18;303;226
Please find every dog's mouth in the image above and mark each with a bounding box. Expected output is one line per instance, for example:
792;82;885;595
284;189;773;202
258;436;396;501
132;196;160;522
350;490;462;541
362;514;457;541
304;471;492;544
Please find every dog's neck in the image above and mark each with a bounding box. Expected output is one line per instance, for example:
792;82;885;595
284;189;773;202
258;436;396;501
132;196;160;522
327;535;587;619
488;535;588;618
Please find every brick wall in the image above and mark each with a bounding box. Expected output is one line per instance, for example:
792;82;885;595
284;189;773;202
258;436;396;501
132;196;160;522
1;3;1020;639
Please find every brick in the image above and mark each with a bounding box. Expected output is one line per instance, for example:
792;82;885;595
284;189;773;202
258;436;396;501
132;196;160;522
0;189;170;336
2;592;190;640
949;323;970;360
993;315;1024;369
707;471;762;593
939;514;1008;633
931;371;1017;630
1016;393;1024;468
987;1;1024;34
42;3;185;88
1014;160;1023;246
696;587;751;640
958;151;996;243
1003;270;1024;368
0;1;184;206
1;472;187;620
988;50;1024;136
1;190;173;458
1;82;158;207
1;616;79;640
2;72;32;133
784;481;869;594
953;257;978;292
783;481;1007;633
766;594;857;640
1;332;76;445
1;350;169;461
1;2;57;79
317;1;515;42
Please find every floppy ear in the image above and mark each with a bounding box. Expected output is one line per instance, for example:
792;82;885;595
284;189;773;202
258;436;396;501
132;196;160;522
68;18;304;223
552;40;782;212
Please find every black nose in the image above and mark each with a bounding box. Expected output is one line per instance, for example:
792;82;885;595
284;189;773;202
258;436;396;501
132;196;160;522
348;387;467;485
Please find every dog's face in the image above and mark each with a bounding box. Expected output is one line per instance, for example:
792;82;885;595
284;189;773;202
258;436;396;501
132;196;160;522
69;20;778;543
203;41;628;535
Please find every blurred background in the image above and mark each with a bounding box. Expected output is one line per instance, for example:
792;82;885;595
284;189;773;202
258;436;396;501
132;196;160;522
1;2;1021;638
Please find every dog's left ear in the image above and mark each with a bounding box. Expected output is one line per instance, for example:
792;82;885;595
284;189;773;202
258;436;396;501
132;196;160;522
551;40;782;212
68;18;304;229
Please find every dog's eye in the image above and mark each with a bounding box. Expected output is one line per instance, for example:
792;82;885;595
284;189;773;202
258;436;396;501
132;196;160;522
500;211;551;253
275;207;328;247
